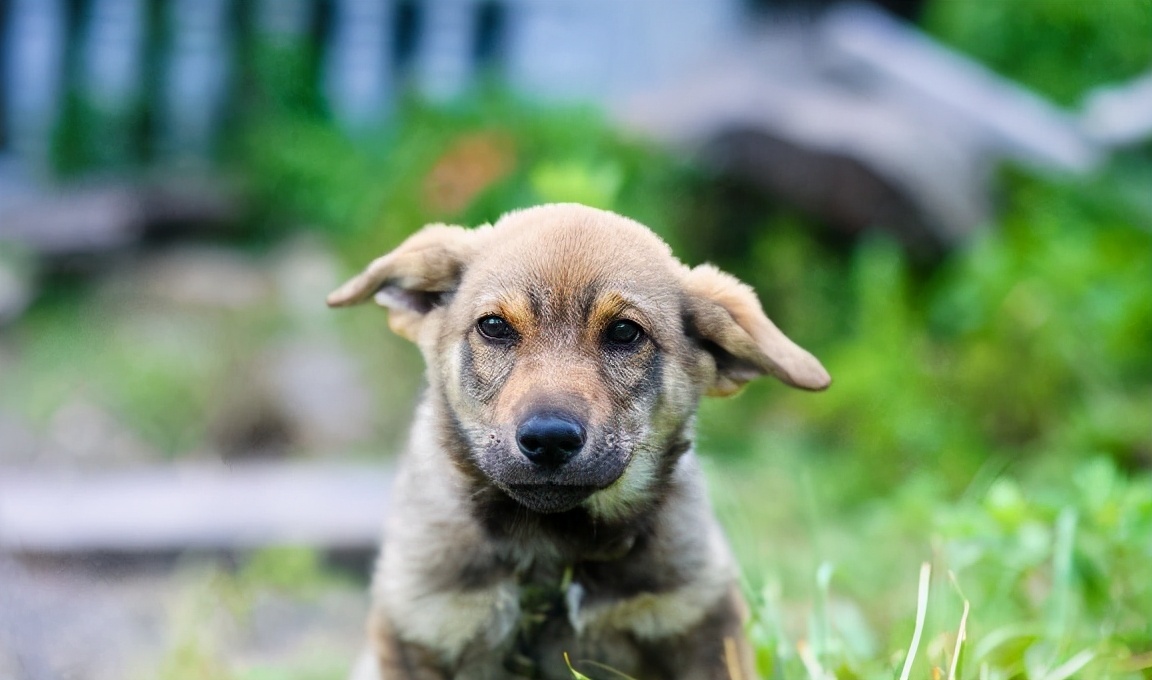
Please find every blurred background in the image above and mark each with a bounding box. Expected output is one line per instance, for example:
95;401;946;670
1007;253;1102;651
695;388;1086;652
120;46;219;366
1;0;1151;679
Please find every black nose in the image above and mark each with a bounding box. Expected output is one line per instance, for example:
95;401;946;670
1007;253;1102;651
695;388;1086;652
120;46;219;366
516;413;586;469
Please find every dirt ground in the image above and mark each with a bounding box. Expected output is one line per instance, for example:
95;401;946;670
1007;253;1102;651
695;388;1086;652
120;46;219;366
0;555;368;680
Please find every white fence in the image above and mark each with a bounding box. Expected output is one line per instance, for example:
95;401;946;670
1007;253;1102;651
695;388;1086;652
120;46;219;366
0;0;740;174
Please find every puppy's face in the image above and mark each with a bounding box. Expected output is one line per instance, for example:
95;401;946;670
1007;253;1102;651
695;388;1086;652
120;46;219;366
433;215;707;516
329;205;829;517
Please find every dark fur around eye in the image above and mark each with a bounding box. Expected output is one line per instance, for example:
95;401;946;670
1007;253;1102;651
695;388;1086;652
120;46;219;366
604;320;644;346
477;315;516;340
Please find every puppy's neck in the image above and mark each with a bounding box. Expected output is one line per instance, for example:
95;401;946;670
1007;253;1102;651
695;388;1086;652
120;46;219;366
473;486;649;563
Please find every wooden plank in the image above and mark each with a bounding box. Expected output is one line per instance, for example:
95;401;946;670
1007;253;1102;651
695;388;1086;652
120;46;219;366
0;462;391;553
0;179;237;259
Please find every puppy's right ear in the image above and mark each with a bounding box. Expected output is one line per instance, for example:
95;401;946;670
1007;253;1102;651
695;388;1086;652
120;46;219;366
326;224;476;341
683;264;830;395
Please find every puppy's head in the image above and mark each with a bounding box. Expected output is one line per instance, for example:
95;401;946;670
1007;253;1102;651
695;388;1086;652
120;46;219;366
329;204;829;517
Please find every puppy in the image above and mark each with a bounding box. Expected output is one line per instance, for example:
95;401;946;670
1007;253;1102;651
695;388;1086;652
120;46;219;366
328;204;829;680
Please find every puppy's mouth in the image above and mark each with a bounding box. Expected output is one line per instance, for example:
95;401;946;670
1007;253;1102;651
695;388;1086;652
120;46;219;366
475;441;631;514
504;484;601;513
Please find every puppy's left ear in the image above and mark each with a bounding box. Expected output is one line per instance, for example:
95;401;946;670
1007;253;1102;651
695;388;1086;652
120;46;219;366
684;264;831;396
326;224;476;341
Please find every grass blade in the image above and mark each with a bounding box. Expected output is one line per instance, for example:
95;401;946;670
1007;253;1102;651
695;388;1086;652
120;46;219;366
565;652;594;680
1042;649;1095;680
725;637;747;680
1047;509;1078;644
947;599;970;680
566;652;641;680
899;562;932;680
797;639;826;680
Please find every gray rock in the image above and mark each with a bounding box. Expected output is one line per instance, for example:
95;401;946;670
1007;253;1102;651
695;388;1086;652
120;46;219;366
615;3;1107;252
0;184;144;257
0;245;36;325
270;234;345;327
41;399;156;466
0;410;39;465
258;339;378;455
0;179;237;260
1081;70;1152;147
109;246;272;311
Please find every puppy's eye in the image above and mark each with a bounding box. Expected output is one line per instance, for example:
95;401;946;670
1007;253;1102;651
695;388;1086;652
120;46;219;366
477;315;516;340
604;320;644;346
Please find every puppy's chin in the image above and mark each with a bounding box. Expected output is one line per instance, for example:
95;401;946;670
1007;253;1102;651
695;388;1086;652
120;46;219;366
503;484;600;514
474;444;633;513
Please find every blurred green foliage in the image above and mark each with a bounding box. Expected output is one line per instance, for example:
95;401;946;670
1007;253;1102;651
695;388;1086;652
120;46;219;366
238;96;691;259
925;0;1152;105
150;554;355;680
236;546;348;596
0;280;284;455
744;168;1152;497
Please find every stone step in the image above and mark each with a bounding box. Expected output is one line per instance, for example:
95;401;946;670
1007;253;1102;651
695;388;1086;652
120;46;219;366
0;462;391;553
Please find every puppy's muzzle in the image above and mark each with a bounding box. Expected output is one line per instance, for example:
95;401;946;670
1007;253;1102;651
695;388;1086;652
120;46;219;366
478;405;630;514
516;412;585;470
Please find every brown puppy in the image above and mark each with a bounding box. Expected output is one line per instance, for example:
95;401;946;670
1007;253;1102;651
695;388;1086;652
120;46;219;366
329;204;829;680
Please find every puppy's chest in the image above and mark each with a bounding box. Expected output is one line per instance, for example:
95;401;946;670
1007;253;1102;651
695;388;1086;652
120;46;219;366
490;562;652;679
497;564;582;676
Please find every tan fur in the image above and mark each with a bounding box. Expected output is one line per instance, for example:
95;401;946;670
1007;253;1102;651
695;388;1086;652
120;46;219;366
330;204;829;680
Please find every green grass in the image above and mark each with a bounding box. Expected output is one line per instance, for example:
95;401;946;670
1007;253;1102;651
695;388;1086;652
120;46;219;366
715;456;1152;680
924;0;1152;106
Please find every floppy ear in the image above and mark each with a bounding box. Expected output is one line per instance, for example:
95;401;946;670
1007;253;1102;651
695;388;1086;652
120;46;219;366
326;224;476;341
683;264;830;396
